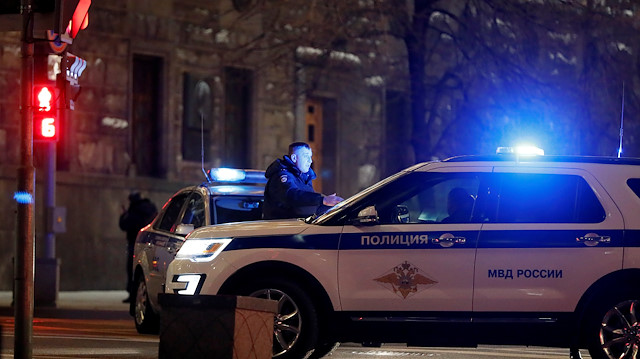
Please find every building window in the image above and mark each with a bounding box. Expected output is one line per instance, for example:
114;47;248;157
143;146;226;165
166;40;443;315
182;74;213;163
133;55;163;177
223;67;252;168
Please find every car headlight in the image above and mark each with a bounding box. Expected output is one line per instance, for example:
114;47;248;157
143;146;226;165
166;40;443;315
175;238;232;262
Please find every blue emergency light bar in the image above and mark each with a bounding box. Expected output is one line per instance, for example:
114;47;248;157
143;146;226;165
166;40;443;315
496;145;544;156
207;168;267;184
210;168;245;182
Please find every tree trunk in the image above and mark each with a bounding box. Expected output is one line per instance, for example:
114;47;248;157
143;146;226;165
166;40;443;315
406;0;432;163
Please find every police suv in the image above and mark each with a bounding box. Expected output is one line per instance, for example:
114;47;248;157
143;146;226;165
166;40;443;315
166;149;640;359
131;168;265;334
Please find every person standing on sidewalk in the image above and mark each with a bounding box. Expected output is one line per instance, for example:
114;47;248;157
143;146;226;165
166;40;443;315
119;191;157;303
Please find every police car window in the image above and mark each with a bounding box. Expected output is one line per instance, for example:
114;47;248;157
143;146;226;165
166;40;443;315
156;192;190;231
363;172;483;225
212;197;263;224
627;179;640;199
180;193;206;228
493;173;605;223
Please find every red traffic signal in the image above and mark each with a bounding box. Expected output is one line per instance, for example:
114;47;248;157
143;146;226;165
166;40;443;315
35;86;54;111
63;0;91;39
33;85;59;141
34;116;58;141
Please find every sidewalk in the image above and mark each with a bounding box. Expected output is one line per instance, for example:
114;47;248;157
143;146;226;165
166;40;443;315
0;290;131;320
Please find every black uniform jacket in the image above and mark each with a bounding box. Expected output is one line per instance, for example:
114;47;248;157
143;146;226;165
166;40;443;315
119;198;157;244
262;156;323;219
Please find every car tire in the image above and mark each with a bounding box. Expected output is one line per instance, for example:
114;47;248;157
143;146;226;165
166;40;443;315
133;274;159;334
584;293;640;359
243;278;319;359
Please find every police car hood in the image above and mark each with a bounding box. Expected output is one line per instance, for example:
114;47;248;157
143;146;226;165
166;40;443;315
186;219;309;239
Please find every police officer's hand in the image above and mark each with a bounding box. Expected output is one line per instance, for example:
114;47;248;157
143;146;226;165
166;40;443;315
323;193;344;206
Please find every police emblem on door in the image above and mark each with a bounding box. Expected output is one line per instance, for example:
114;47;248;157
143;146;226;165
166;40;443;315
374;261;438;299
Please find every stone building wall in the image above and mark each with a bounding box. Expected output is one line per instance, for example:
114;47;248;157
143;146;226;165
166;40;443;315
0;0;391;290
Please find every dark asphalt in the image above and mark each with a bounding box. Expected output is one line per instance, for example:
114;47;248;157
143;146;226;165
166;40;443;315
0;290;131;320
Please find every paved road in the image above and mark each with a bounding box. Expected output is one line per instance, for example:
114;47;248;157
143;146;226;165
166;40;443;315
0;291;586;358
334;344;583;358
0;316;158;358
0;315;585;359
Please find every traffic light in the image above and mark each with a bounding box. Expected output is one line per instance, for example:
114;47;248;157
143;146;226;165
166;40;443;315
61;0;91;40
33;84;59;141
0;0;91;41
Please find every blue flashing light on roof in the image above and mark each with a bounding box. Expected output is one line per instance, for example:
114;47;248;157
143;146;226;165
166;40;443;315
210;168;246;182
497;145;544;156
13;191;33;204
207;168;268;184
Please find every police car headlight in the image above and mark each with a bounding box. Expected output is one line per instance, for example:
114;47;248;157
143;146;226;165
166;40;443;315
176;238;232;262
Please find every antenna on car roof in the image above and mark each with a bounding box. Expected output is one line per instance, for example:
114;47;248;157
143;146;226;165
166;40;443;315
201;111;212;182
618;82;625;158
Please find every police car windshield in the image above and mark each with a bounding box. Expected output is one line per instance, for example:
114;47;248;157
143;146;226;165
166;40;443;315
212;197;263;224
311;170;410;225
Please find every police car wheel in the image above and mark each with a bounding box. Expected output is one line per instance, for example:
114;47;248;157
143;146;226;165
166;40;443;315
134;275;159;334
586;297;640;359
246;279;319;359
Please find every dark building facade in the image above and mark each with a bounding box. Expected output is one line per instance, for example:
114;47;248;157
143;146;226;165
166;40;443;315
0;0;411;290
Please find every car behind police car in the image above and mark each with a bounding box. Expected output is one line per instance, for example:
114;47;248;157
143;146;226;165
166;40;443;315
166;152;640;359
131;168;265;334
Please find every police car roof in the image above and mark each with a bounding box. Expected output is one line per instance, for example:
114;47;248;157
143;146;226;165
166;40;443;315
206;184;265;196
443;154;640;166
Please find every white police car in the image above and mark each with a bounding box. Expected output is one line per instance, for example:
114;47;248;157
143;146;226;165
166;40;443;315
165;148;640;359
131;168;265;334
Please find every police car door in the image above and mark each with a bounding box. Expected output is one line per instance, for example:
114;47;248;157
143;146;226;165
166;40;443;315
473;167;624;315
144;190;191;302
338;167;491;315
154;190;207;292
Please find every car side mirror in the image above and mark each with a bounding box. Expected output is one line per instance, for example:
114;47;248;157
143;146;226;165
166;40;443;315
354;206;379;226
175;223;195;236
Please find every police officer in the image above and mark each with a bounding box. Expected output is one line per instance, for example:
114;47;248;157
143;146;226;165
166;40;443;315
263;142;343;219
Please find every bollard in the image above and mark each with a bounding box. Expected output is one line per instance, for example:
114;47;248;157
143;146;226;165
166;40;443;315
158;294;277;359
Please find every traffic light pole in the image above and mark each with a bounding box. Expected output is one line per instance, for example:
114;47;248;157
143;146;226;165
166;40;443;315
44;141;56;259
36;140;60;307
17;0;35;358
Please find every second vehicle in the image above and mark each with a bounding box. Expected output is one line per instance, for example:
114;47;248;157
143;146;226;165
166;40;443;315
131;168;266;333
